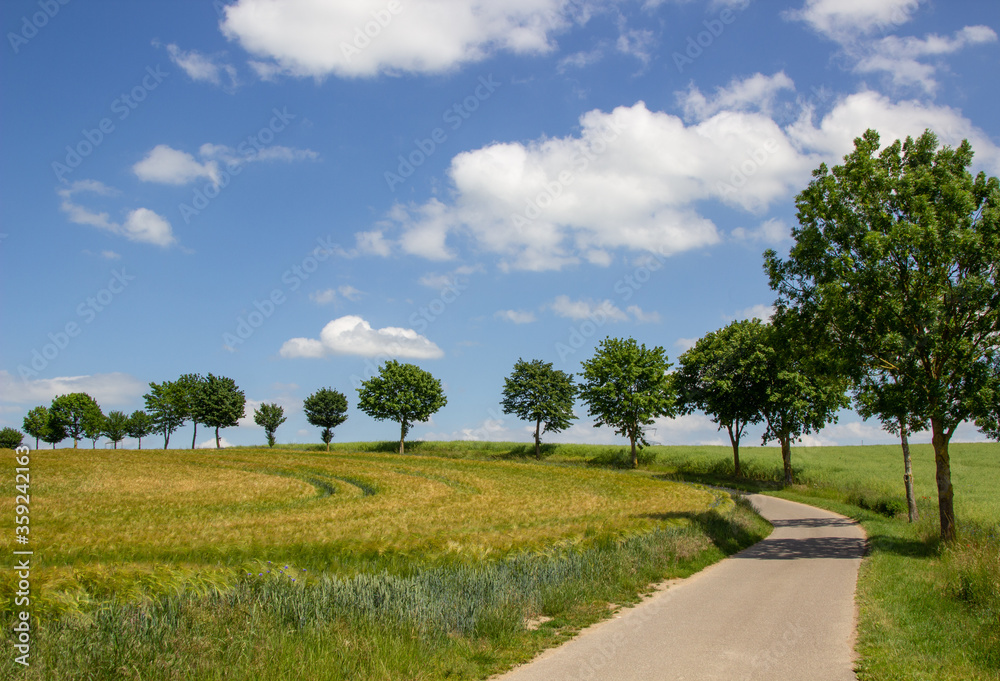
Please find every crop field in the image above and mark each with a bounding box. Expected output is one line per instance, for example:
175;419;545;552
0;447;768;680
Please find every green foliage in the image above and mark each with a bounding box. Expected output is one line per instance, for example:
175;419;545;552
102;411;130;449
578;337;674;468
126;410;155;450
144;381;187;449
0;427;23;449
303;388;349;451
254;403;287;448
674;319;769;476
500;358;576;458
50;392;104;449
765;128;1000;540
357;361;447;454
22;405;52;449
193;374;246;449
175;373;206;449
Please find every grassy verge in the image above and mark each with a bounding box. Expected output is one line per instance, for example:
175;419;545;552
0;447;768;680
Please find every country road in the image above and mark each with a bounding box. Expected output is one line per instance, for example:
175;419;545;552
496;494;866;681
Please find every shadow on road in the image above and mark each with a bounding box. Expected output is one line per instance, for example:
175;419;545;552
734;535;866;561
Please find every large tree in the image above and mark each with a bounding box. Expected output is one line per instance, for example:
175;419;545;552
303;388;349;451
192;374;245;449
127;410;156;450
501;358;577;458
253;402;287;448
50;393;103;449
357;361;447;454
23;406;51;449
578;337;675;468
765;129;1000;541
673;319;769;478
102;410;130;449
144;381;187;449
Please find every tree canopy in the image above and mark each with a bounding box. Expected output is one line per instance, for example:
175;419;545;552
254;402;287;448
578;337;675;468
50;393;103;449
193;374;245;449
103;411;130;449
501;358;577;458
357;361;447;454
144;381;187;449
765;128;1000;541
126;410;156;450
303;388;349;451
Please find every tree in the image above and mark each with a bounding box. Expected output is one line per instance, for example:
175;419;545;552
254;403;287;448
303;388;349;451
127;410;156;450
39;411;67;449
757;318;848;486
500;359;577;458
85;409;106;449
102;411;130;449
192;374;245;449
176;373;206;449
765;129;1000;541
578;337;675;468
144;381;187;449
357;361;447;454
674;319;769;478
0;427;24;449
23;406;51;449
50;393;103;449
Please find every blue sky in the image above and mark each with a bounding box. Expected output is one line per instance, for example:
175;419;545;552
2;0;998;449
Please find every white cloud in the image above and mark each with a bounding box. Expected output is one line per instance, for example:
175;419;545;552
730;304;775;322
495;309;537;324
626;305;661;323
731;218;789;244
220;0;574;79
133;145;220;185
101;250;121;260
679;72;796;121
57;181;176;247
557;46;605;72
674;337;698;353
165;43;238;88
199;142;318;164
784;0;922;42
196;436;235;449
551;295;629;322
0;371;145;407
309;285;363;305
279;315;444;359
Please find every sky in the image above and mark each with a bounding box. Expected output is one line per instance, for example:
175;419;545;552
2;0;998;450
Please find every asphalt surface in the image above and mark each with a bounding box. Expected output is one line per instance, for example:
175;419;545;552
496;494;866;681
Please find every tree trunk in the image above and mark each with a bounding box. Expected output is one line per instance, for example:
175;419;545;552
163;431;170;450
191;422;198;449
114;441;118;450
780;435;793;486
534;417;542;459
399;421;406;455
215;426;221;449
931;417;956;542
630;437;638;469
138;437;142;450
900;424;918;523
726;423;742;478
34;436;39;449
74;438;78;449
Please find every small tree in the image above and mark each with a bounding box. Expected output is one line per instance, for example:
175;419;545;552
39;413;67;449
674;319;769;478
127;410;156;450
357;361;447;454
102;411;130;449
192;374;245;449
23;406;51;449
500;358;576;458
254;403;287;448
0;427;24;449
50;393;103;449
144;381;187;449
176;373;206;449
85;409;106;449
578;337;675;468
303;388;349;451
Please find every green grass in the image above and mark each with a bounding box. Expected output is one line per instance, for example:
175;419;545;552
0;447;768;680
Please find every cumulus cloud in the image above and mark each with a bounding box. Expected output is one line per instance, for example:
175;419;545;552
220;0;575;79
196;436;235;449
279;315;443;359
679;72;796;121
784;0;922;42
164;43;239;89
731;218;789;244
57;181;176;247
495;309;537;324
133;145;221;185
0;371;146;407
551;295;629;322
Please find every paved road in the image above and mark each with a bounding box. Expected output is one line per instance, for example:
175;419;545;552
496;494;866;681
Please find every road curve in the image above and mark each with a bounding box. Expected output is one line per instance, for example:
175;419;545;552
496;494;866;681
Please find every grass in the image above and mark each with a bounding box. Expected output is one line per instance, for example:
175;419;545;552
0;447;768;679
